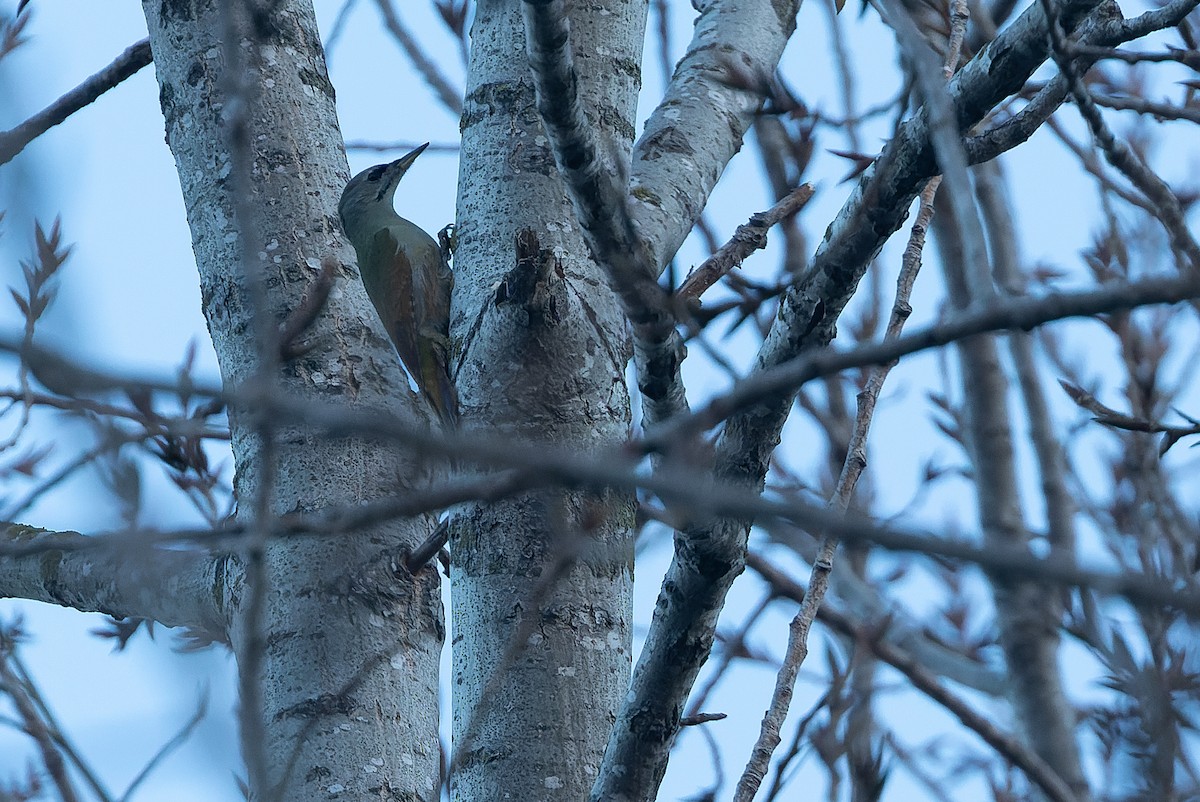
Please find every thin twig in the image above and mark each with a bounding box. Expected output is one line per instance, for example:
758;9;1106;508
1060;380;1200;454
8;651;114;802
1066;42;1200;65
278;256;337;359
0;39;152;166
1041;0;1200;270
344;139;459;153
0;649;81;802
1091;91;1200;125
0;388;228;438
646;272;1200;453
323;0;362;55
4;427;162;520
372;0;463;116
676;185;815;306
749;556;1078;802
1046;116;1160;214
732;174;943;800
734;1;975;787
117;695;208;802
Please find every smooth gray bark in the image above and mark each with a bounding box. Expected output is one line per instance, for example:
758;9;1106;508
140;1;444;798
0;525;223;635
449;1;643;798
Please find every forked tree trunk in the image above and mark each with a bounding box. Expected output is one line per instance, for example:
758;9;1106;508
449;0;645;798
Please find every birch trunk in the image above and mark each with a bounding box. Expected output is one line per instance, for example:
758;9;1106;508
449;1;645;798
140;1;444;798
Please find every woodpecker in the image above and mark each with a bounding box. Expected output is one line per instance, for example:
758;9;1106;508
338;143;457;425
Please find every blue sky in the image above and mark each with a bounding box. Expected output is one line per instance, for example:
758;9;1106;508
2;0;1194;798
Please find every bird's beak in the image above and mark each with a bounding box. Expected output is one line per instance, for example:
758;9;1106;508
392;142;430;174
373;143;430;202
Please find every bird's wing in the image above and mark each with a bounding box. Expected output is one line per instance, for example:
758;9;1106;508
400;228;458;425
405;233;452;340
365;226;422;384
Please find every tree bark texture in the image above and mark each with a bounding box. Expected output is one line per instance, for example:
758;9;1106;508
140;0;445;798
449;0;644;798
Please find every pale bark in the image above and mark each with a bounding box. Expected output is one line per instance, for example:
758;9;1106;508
139;0;444;799
592;4;804;797
629;0;801;274
0;524;223;635
449;1;642;798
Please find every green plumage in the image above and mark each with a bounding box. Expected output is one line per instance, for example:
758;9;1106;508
338;144;457;425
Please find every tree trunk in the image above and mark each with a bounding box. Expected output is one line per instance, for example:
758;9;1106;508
140;0;444;798
448;0;645;798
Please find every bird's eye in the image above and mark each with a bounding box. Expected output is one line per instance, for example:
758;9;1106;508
367;165;387;182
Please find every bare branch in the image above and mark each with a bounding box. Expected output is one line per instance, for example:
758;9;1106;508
748;555;1080;802
372;0;463;116
1060;380;1200;454
734;175;944;801
1091;91;1200;125
521;0;689;432
629;0;803;272
0;523;226;636
278;256;338;360
404;518;450;573
963;0;1199;168
648;272;1200;452
0;39;152;166
676;184;815;306
0;642;81;802
117;696;208;802
8;455;1200;612
733;4;974;783
1041;0;1200;270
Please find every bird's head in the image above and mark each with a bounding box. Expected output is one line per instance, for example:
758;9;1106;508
338;142;430;236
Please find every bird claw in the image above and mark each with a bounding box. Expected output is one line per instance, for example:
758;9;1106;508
421;328;453;360
438;224;457;263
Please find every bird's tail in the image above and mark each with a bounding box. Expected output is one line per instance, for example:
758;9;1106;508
427;368;459;428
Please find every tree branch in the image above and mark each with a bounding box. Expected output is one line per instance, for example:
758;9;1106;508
521;0;690;430
647;271;1200;452
1041;0;1200;270
371;0;463;116
963;0;1200;166
0;523;226;637
0;38;152;166
595;0;1131;793
932;169;1089;795
629;0;803;273
675;184;815;306
5;265;1200;483
0;650;82;802
747;554;1080;802
735;171;944;799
